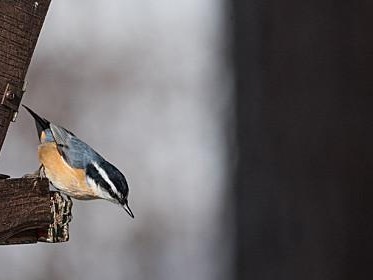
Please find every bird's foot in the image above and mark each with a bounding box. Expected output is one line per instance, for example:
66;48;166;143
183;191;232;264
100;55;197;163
22;171;39;179
22;165;44;178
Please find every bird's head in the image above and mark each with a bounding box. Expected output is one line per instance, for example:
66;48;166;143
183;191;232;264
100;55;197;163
111;169;134;219
88;161;134;219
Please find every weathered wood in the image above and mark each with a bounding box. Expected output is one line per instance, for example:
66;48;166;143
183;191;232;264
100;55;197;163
0;178;51;243
38;191;71;243
0;178;71;244
0;1;71;245
0;0;51;150
3;229;39;244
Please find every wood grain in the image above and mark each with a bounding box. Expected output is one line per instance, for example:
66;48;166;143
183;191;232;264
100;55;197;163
0;178;51;244
0;0;51;150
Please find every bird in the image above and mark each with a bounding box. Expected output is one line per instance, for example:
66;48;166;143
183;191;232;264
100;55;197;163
22;105;134;218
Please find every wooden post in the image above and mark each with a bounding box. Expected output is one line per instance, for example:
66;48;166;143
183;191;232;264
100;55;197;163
0;0;71;244
0;0;51;147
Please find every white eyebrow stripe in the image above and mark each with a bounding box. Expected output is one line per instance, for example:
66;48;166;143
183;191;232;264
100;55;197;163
92;161;122;198
86;175;112;201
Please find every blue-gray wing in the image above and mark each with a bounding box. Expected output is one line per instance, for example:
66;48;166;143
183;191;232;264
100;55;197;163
50;123;102;169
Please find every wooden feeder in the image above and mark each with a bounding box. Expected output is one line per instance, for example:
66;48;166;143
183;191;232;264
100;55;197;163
0;0;71;245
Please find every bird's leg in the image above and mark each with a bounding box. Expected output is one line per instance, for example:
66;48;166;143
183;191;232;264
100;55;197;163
22;165;43;178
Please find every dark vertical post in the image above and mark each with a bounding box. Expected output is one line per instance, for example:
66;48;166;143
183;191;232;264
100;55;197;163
233;1;373;279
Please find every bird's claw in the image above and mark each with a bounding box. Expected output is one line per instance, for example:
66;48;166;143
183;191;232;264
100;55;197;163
22;165;44;179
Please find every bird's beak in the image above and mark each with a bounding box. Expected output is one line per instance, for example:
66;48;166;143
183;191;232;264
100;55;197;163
123;201;134;219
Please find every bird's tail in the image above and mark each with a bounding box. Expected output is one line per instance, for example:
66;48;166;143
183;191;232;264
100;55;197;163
22;105;50;140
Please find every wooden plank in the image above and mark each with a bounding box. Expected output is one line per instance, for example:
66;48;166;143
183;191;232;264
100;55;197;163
0;0;51;151
0;178;51;243
0;178;71;245
0;0;71;245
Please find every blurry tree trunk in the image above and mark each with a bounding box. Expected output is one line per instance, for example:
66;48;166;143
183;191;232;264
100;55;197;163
233;1;373;279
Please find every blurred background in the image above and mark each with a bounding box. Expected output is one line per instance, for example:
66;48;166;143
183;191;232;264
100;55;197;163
0;0;233;279
2;1;373;279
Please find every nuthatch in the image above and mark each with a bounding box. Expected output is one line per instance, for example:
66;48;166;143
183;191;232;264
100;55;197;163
23;105;134;218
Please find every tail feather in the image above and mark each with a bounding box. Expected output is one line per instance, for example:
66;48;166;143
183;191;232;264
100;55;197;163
22;105;50;139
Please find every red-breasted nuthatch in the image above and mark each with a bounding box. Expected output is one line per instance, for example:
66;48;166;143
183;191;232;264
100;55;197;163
23;105;134;218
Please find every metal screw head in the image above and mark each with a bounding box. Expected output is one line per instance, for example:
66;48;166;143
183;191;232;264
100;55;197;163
5;91;14;100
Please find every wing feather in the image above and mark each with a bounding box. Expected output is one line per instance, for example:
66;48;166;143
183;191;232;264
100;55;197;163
49;123;102;169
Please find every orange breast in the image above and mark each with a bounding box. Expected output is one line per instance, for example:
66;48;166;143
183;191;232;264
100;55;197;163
38;142;98;200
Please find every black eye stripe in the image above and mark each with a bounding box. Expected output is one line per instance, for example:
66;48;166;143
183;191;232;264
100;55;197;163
86;163;120;201
100;161;129;198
